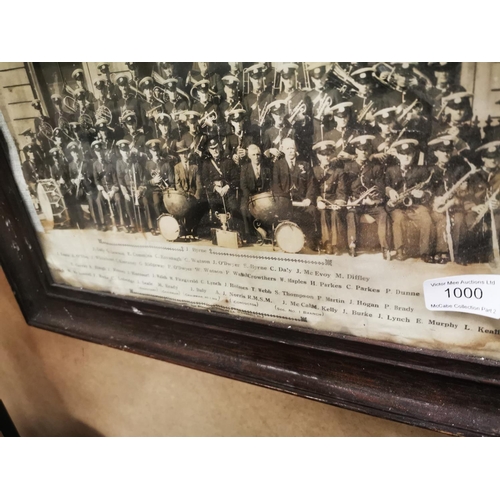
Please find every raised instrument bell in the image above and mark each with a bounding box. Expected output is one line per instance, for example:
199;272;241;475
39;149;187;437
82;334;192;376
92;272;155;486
215;211;231;231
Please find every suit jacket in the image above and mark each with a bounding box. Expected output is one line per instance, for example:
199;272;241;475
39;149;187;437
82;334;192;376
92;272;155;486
174;162;202;199
272;158;315;202
240;160;272;201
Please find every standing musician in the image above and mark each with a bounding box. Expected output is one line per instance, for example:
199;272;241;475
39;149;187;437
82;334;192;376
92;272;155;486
339;135;389;258
155;112;179;159
371;107;402;167
143;139;175;226
312;140;346;255
174;141;204;238
69;68;93;100
224;63;244;89
162;77;190;116
121;110;147;153
177;111;203;154
116;75;145;128
306;63;341;143
138;77;161;138
97;63;117;99
272;138;318;250
49;147;76;228
385;138;433;262
220;75;243;135
94;117;117;152
21;143;47;196
224;108;256;164
67;141;98;229
276;63;312;160
92;139;120;232
73;87;95;124
262;100;295;160
428;135;474;264
116;139;146;233
94;77;118;127
191;79;220;141
31;99;52;155
240;144;272;243
323;102;361;157
242;63;273;138
426;63;463;120
187;62;224;103
51;93;74;129
201;138;242;233
464;141;500;263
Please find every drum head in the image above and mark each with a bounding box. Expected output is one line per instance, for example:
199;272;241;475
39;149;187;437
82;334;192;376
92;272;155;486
158;214;180;242
37;182;54;229
275;221;305;254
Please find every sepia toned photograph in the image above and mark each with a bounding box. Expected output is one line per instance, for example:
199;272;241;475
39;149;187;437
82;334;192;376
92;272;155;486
2;62;500;359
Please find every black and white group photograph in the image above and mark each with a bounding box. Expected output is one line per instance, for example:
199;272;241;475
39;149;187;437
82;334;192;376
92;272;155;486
4;62;500;265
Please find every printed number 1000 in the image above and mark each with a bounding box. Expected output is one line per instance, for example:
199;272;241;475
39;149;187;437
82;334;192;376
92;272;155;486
445;287;483;299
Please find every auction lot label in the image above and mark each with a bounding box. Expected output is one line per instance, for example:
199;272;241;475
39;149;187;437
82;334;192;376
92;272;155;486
424;275;500;319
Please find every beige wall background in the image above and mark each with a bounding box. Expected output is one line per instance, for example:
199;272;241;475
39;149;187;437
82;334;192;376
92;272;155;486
0;268;440;437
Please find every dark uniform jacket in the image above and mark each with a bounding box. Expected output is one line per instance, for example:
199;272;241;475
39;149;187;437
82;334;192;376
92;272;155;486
144;159;174;190
93;158;118;191
385;162;432;208
202;157;240;196
69;159;95;197
313;163;345;204
340;159;385;204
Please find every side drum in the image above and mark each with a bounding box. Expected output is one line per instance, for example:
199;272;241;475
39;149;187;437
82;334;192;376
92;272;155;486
36;179;69;230
158;214;180;242
248;192;292;227
162;190;196;218
274;221;305;254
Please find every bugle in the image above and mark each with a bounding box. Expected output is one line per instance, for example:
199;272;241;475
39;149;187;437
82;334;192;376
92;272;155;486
347;186;378;207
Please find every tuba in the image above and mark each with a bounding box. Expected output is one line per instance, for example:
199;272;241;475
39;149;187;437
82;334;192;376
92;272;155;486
326;63;365;99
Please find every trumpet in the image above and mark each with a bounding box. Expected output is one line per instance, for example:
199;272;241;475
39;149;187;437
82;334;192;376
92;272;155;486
199;109;218;128
151;169;169;190
153;86;168;104
288;100;307;126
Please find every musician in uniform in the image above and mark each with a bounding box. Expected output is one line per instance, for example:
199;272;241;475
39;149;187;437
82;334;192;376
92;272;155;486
240;144;272;243
92;139;120;231
272;138;318;250
201;138;242;233
51;93;74;129
464;141;500;263
224;108;256;164
67;141;98;229
262;100;294;160
94;117;117;152
116;75;144;129
154;112;179;160
173;141;204;238
97;63;117;100
187;63;224;103
220;75;243;136
73;87;95;126
162;77;190;116
138;77;160;138
276;63;312;160
323;102;360;157
385;139;433;262
371;107;402;168
143;138;175;227
312;140;346;255
94;77;118;127
121;110;147;153
191;79;220;141
21;143;48;195
242;63;273;138
178;111;204;155
339;135;389;258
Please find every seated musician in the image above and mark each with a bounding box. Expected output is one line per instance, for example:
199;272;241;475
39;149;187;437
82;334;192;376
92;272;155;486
224;108;256;165
428;135;474;264
240;144;272;243
66;141;98;230
178;111;204;155
312;140;346;255
92;140;121;232
340;135;389;258
322;102;361;156
143;139;175;234
262;100;295;160
116;139;147;233
173;141;203;238
272;138;318;251
386;138;433;262
464;141;500;263
372;107;401;160
201;138;242;234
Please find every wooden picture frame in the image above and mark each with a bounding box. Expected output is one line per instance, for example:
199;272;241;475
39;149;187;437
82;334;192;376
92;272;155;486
2;128;500;437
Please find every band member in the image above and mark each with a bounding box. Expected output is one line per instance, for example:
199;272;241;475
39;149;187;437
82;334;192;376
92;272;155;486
312;140;346;255
276;63;312;159
116;139;146;232
224;108;256;164
70;68;91;97
426;63;463;119
428;135;474;264
92;140;120;231
94;117;117;152
324;102;361;157
31;99;52;151
242;63;273;137
138;77;160;137
121;110;147;152
272;138;318;250
67;141;98;229
224;62;244;89
144;139;175;224
174;141;204;237
51;93;74;129
156;63;184;89
240;144;272;242
178;111;204;155
116;75;144;128
155;112;179;159
97;63;117;99
73;87;95;124
162;77;190;116
306;63;341;142
467;141;500;262
21;144;47;195
191;79;220;140
371;107;402;167
385;139;433;262
187;63;224;103
339;135;389;258
201;138;242;233
48;147;75;228
94;77;118;126
262;100;295;159
220;75;243;135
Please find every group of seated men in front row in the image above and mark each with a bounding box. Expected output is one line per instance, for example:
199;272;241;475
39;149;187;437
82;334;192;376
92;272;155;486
19;62;500;264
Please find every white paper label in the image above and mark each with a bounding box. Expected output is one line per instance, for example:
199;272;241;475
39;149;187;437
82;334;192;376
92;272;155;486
423;275;500;319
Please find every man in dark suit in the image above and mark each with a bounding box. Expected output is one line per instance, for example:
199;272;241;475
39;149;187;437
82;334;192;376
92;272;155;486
272;138;318;250
240;144;272;242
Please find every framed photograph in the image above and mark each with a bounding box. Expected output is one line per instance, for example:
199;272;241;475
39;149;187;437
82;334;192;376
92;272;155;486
2;62;500;436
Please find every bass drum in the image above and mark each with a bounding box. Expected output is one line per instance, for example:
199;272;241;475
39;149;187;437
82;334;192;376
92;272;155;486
162;190;196;218
158;214;180;242
274;221;305;254
248;192;292;227
37;179;69;230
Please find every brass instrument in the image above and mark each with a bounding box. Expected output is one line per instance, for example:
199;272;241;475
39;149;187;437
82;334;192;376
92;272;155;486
326;63;365;99
318;197;343;211
300;63;312;91
95;105;113;126
397;99;419;127
242;67;250;95
199;109;218;128
314;94;333;121
258;102;270;127
288;100;307;126
387;173;433;209
151;169;169;191
39;121;55;144
471;188;500;229
78;113;94;131
347;186;378;207
357;100;375;122
433;160;477;213
62;95;77;114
